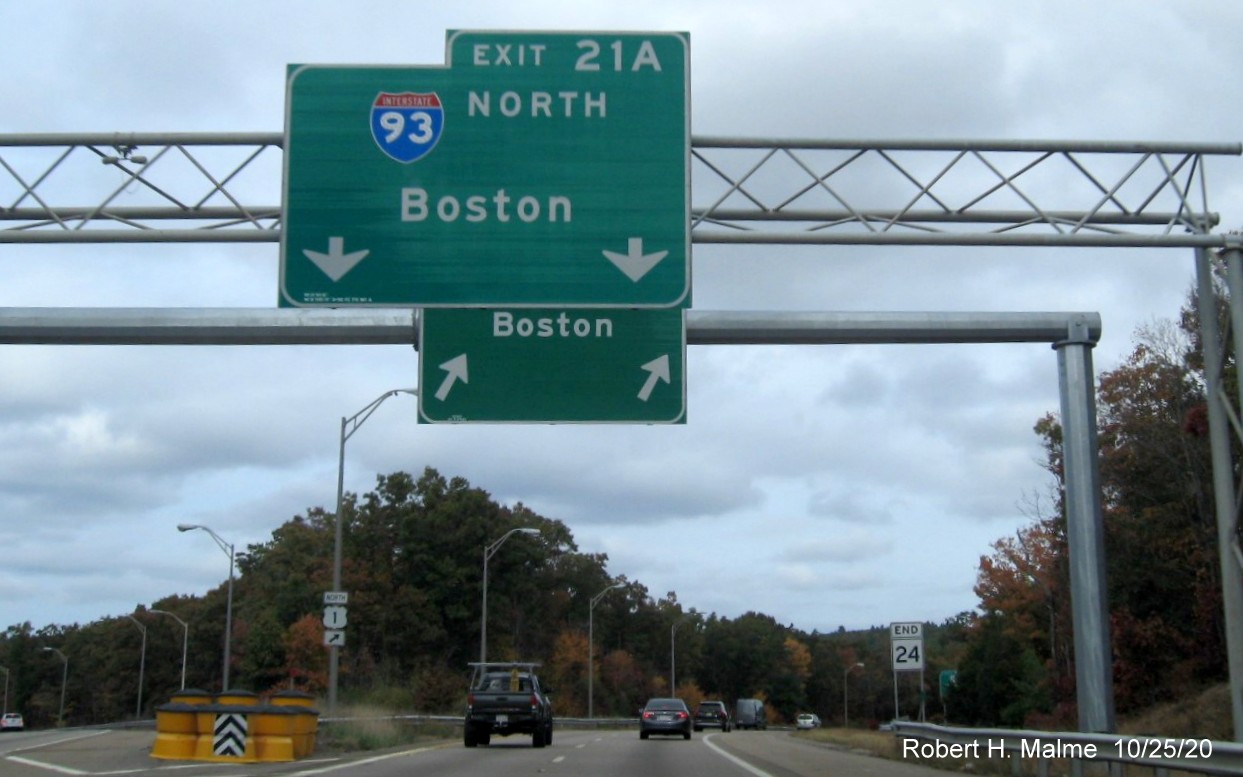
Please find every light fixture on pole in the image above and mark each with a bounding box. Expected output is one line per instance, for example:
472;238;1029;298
41;647;68;725
480;527;540;664
125;615;147;718
329;388;416;715
844;662;864;727
177;523;234;691
588;582;624;719
150;609;188;691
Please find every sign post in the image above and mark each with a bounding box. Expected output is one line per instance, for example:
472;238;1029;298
890;622;925;722
281;31;690;308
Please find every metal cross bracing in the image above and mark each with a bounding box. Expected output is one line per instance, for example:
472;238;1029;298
0;132;1239;246
0;133;283;241
691;137;1235;247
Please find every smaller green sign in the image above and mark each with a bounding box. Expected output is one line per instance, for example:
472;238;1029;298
939;669;958;700
418;308;685;423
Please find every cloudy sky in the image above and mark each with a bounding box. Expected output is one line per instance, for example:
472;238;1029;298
2;1;1242;639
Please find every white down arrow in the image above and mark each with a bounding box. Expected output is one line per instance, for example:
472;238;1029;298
303;237;370;282
602;237;668;282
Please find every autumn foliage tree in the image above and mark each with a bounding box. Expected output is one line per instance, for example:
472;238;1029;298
284;614;327;693
547;629;589;716
955;277;1231;725
1094;318;1224;708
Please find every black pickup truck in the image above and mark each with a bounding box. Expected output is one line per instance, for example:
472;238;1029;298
463;662;555;748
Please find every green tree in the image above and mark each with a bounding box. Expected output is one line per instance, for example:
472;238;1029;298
946;614;1049;726
700;612;787;704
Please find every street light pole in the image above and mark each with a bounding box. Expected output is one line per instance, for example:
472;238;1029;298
41;647;67;725
0;665;8;715
588;582;624;718
149;609;188;690
330;388;416;714
670;617;688;693
480;527;540;664
177;523;234;691
126;616;147;718
844;662;864;727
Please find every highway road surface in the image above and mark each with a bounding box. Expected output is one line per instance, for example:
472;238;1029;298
0;726;954;777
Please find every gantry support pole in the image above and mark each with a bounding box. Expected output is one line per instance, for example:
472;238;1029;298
1199;247;1243;741
1054;318;1116;734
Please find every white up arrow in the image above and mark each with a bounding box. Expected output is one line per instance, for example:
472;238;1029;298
302;236;370;282
602;237;669;282
637;355;671;402
435;354;469;401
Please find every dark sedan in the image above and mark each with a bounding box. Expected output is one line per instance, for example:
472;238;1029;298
694;700;731;732
639;698;692;740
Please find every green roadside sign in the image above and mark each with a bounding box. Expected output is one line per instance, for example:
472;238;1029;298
940;669;958;700
418;308;685;423
280;30;690;308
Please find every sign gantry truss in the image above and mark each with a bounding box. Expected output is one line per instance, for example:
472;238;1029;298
3;130;1243;739
0;133;1237;245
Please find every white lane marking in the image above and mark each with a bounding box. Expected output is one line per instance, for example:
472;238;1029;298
553;755;566;763
2;730;116;775
5;755;88;775
282;742;452;775
5;730;111;755
702;733;777;777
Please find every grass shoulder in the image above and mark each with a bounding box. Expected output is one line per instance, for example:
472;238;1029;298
316;704;457;754
794;727;899;757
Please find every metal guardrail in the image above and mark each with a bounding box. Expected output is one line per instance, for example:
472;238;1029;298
323;713;638;730
893;721;1243;777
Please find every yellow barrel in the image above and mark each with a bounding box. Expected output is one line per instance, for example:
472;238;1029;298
214;690;259;707
251;705;298;761
269;690;317;708
150;690;319;762
269;690;320;756
151;703;200;759
168;689;213;706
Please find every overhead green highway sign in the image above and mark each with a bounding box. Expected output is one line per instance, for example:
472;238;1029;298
280;30;690;308
418;308;685;423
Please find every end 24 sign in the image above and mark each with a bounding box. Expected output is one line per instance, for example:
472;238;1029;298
281;31;690;308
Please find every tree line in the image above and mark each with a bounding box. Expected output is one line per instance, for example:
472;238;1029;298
2;266;1235;731
1;467;962;728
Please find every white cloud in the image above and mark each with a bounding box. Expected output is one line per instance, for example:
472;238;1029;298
778;531;895;564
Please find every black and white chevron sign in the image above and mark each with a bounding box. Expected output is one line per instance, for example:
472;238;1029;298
213;713;247;757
